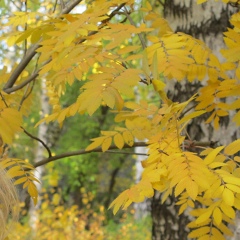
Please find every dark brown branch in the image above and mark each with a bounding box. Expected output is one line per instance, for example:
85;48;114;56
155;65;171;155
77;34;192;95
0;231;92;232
33;138;219;169
4;71;39;94
123;7;146;49
3;44;39;91
61;0;82;14
34;142;148;168
106;150;148;156
21;127;52;158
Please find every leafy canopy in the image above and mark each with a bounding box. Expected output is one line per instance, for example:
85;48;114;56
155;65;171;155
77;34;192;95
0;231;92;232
1;0;240;239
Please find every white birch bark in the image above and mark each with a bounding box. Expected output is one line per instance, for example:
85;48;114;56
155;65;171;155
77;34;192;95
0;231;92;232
29;79;49;230
160;1;239;239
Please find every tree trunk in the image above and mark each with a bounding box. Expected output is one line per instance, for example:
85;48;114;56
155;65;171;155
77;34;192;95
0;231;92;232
151;192;189;240
151;1;237;239
28;80;49;230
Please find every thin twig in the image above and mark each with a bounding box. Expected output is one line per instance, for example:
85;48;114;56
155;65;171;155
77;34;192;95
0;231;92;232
18;79;35;111
4;71;39;94
61;0;82;14
34;142;148;168
106;150;148;156
0;92;9;107
21;127;52;158
156;0;164;7
23;0;28;56
33;138;219;168
53;0;58;13
123;6;146;49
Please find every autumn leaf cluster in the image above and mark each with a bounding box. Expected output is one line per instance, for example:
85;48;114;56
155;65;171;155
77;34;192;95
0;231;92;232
1;0;240;239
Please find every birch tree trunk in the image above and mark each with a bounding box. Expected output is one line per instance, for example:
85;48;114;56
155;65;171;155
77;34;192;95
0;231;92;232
151;1;238;239
29;80;49;230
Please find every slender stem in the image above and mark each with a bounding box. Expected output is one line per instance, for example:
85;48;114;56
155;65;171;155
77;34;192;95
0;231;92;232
33;138;218;168
4;72;39;94
21;127;52;158
24;0;28;56
34;142;148;168
123;6;146;49
106;150;148;156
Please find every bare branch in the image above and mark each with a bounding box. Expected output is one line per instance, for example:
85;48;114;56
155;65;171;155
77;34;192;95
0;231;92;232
21;127;52;158
106;150;148;156
34;142;148;168
123;7;147;49
4;72;39;94
32;138;219;168
60;0;66;10
61;0;82;14
3;44;39;91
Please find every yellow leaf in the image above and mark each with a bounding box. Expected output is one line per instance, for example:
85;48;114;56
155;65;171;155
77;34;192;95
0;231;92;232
7;165;21;177
139;179;154;198
214;115;220;129
23;180;30;189
108;87;124;111
85;137;105;151
188;226;210;238
179;202;188;215
52;193;61;206
109;190;129;215
114;133;124;149
224;139;240;155
178;110;206;125
223;176;240;186
213;207;222;226
222;188;234;206
152;79;166;92
28;182;38;205
211;227;225;240
101;131;117;136
146;1;152;10
14;177;27;185
122;131;134;146
102;90;115;109
220;202;235;219
186;180;199;200
102;137;112;152
204;146;224;165
195;209;212;224
0;159;16;168
226;183;240;193
175;177;189;197
48;172;59;187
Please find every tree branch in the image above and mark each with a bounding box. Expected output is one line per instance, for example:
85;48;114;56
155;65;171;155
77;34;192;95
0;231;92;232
33;139;219;168
4;71;39;94
34;142;148;168
21;127;52;158
3;0;83;93
3;44;39;91
61;0;82;14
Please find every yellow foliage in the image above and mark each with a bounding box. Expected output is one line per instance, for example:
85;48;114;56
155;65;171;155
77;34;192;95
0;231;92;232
2;1;240;239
